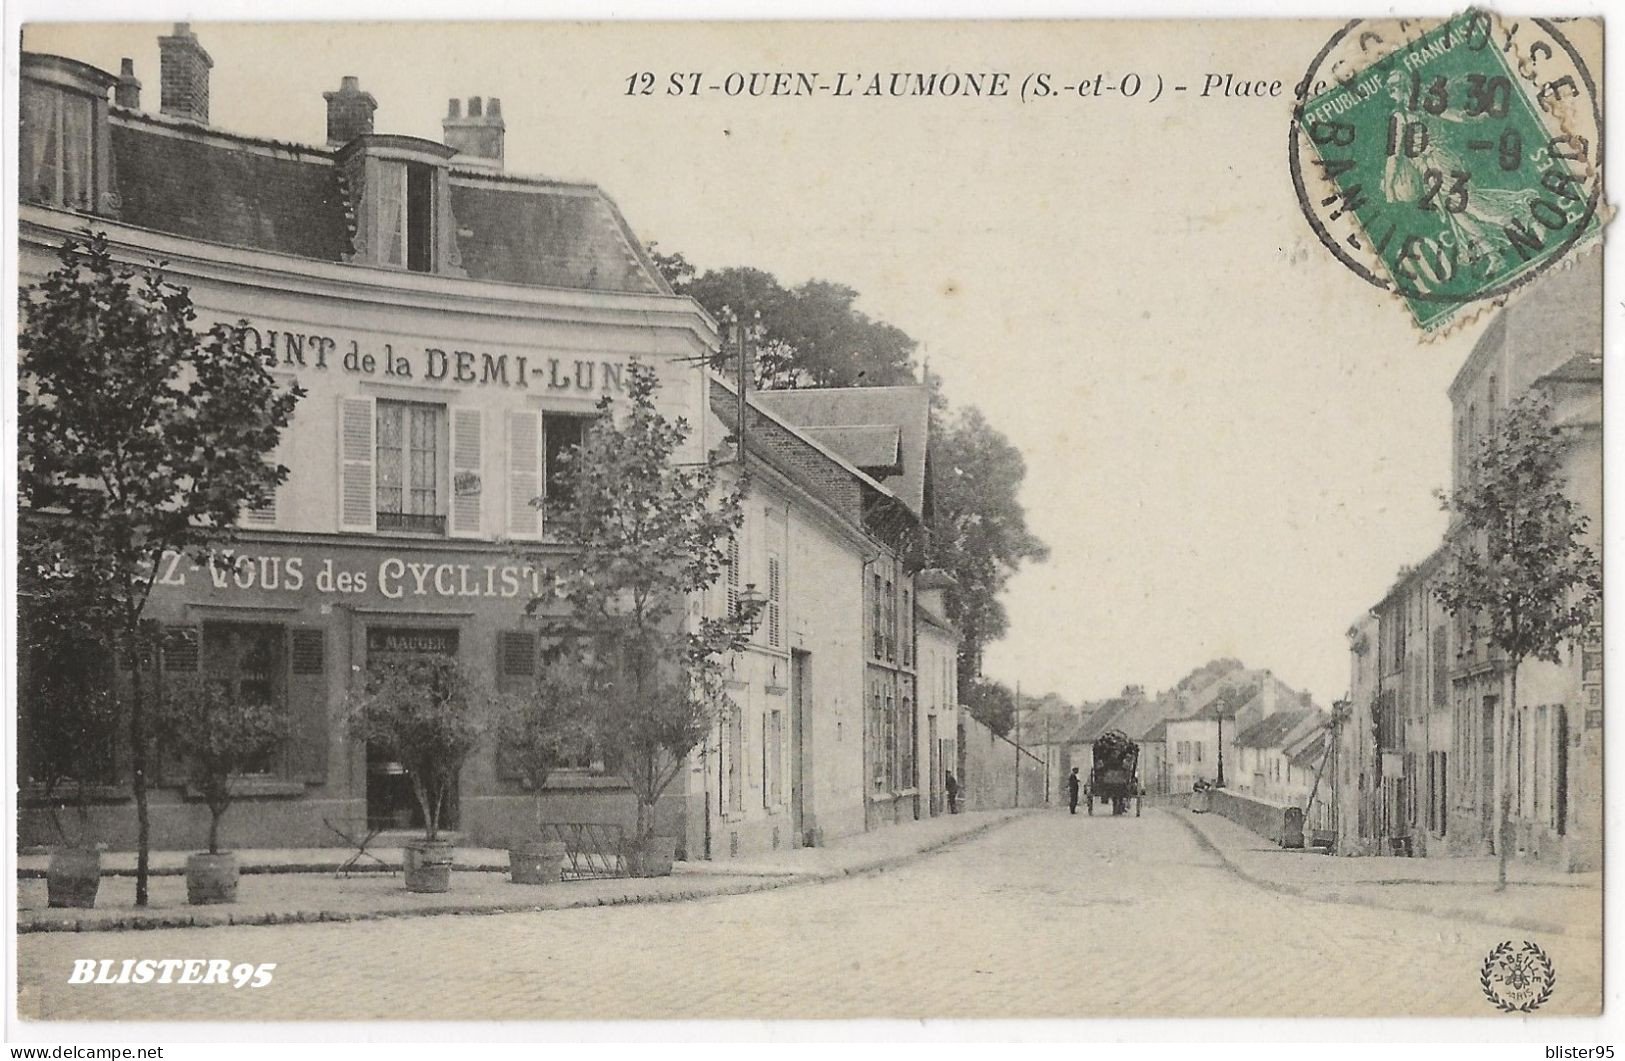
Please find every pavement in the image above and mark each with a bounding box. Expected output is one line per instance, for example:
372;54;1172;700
1173;807;1602;940
15;806;1601;1021
16;809;1023;933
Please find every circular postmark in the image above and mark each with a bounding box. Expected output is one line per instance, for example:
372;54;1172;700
1480;940;1557;1013
1289;11;1604;333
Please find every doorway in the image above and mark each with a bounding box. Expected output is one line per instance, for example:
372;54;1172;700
790;651;810;847
364;626;461;832
927;715;941;815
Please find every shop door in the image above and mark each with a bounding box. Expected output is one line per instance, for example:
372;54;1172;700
365;627;460;832
790;651;809;846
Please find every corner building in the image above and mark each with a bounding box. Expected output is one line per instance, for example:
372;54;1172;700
17;30;717;850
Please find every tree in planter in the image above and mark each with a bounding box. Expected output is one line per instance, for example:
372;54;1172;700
494;649;593;812
18;232;301;905
345;656;491;842
529;359;755;865
1433;393;1601;890
153;678;286;856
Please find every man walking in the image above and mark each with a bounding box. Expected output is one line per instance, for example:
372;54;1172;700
1067;767;1081;814
945;771;959;814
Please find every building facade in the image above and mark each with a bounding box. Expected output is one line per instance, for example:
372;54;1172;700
1340;253;1602;870
20;31;949;862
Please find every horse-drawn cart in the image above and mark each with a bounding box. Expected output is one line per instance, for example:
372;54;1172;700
1086;729;1142;816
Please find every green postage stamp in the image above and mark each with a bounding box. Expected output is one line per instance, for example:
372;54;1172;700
1291;9;1604;333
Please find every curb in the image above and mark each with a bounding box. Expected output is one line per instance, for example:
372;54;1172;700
19;811;1027;935
1166;808;1596;941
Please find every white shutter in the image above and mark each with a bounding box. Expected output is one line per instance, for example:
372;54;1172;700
766;553;782;648
449;407;483;538
337;396;376;532
507;409;542;539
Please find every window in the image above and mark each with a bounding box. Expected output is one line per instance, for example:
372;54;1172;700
376;400;446;533
202;623;288;776
872;574;884;659
869;681;887;792
543;414;593;505
764;708;783;807
376;160;436;272
20;81;95;211
901;589;912;667
725;710;743;813
896;696;915;789
884;578;896;661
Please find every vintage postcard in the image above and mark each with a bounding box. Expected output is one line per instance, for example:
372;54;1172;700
7;7;1609;1035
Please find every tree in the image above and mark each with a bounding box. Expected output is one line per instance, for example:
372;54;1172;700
532;359;756;855
963;677;1017;737
154;679;286;855
650;246;1048;685
493;648;593;814
929;405;1051;685
18;232;302;904
659;261;918;389
1433;393;1601;889
345;657;491;842
18;537;120;848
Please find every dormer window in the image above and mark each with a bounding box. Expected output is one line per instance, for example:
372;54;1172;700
19;54;117;214
377;160;436;272
336;134;461;276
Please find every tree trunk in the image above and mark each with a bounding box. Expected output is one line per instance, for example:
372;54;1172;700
128;621;151;907
208;805;223;856
1498;663;1520;892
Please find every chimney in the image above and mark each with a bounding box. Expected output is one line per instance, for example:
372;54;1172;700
158;23;212;124
114;58;141;109
323;75;377;147
442;95;505;168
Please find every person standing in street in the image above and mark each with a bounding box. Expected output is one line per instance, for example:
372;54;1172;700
1067;767;1081;814
945;771;959;814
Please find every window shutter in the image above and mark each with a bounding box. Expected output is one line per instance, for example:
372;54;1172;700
286;628;329;782
507;410;542;539
495;631;537;782
241;483;278;528
766;554;782;648
449;407;483;538
338;396;376;532
730;539;742;609
161;626;199;673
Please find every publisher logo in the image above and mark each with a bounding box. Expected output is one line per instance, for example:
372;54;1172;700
1480;940;1556;1013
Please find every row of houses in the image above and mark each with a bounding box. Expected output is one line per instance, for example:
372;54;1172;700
17;27;971;861
1335;254;1603;872
1040;663;1333;815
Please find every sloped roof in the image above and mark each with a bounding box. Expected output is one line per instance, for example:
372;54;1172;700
800;425;902;473
1235;708;1312;750
103;109;666;295
1140;719;1170;743
1287;729;1330;771
751;387;931;518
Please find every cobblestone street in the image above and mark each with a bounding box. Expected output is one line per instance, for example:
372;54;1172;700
16;809;1601;1022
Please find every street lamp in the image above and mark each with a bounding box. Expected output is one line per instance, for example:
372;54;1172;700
735;583;768;636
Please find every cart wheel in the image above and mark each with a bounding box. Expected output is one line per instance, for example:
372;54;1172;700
1086;795;1094;816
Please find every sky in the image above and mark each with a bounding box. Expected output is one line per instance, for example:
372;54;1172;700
24;18;1496;708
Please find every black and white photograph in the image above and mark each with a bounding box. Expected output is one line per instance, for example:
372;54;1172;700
5;3;1614;1042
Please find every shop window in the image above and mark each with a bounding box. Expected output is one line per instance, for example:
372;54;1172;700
202;623;288;776
20;80;95;211
376;400;446;534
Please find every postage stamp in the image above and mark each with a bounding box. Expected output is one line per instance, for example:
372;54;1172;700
1290;9;1604;333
